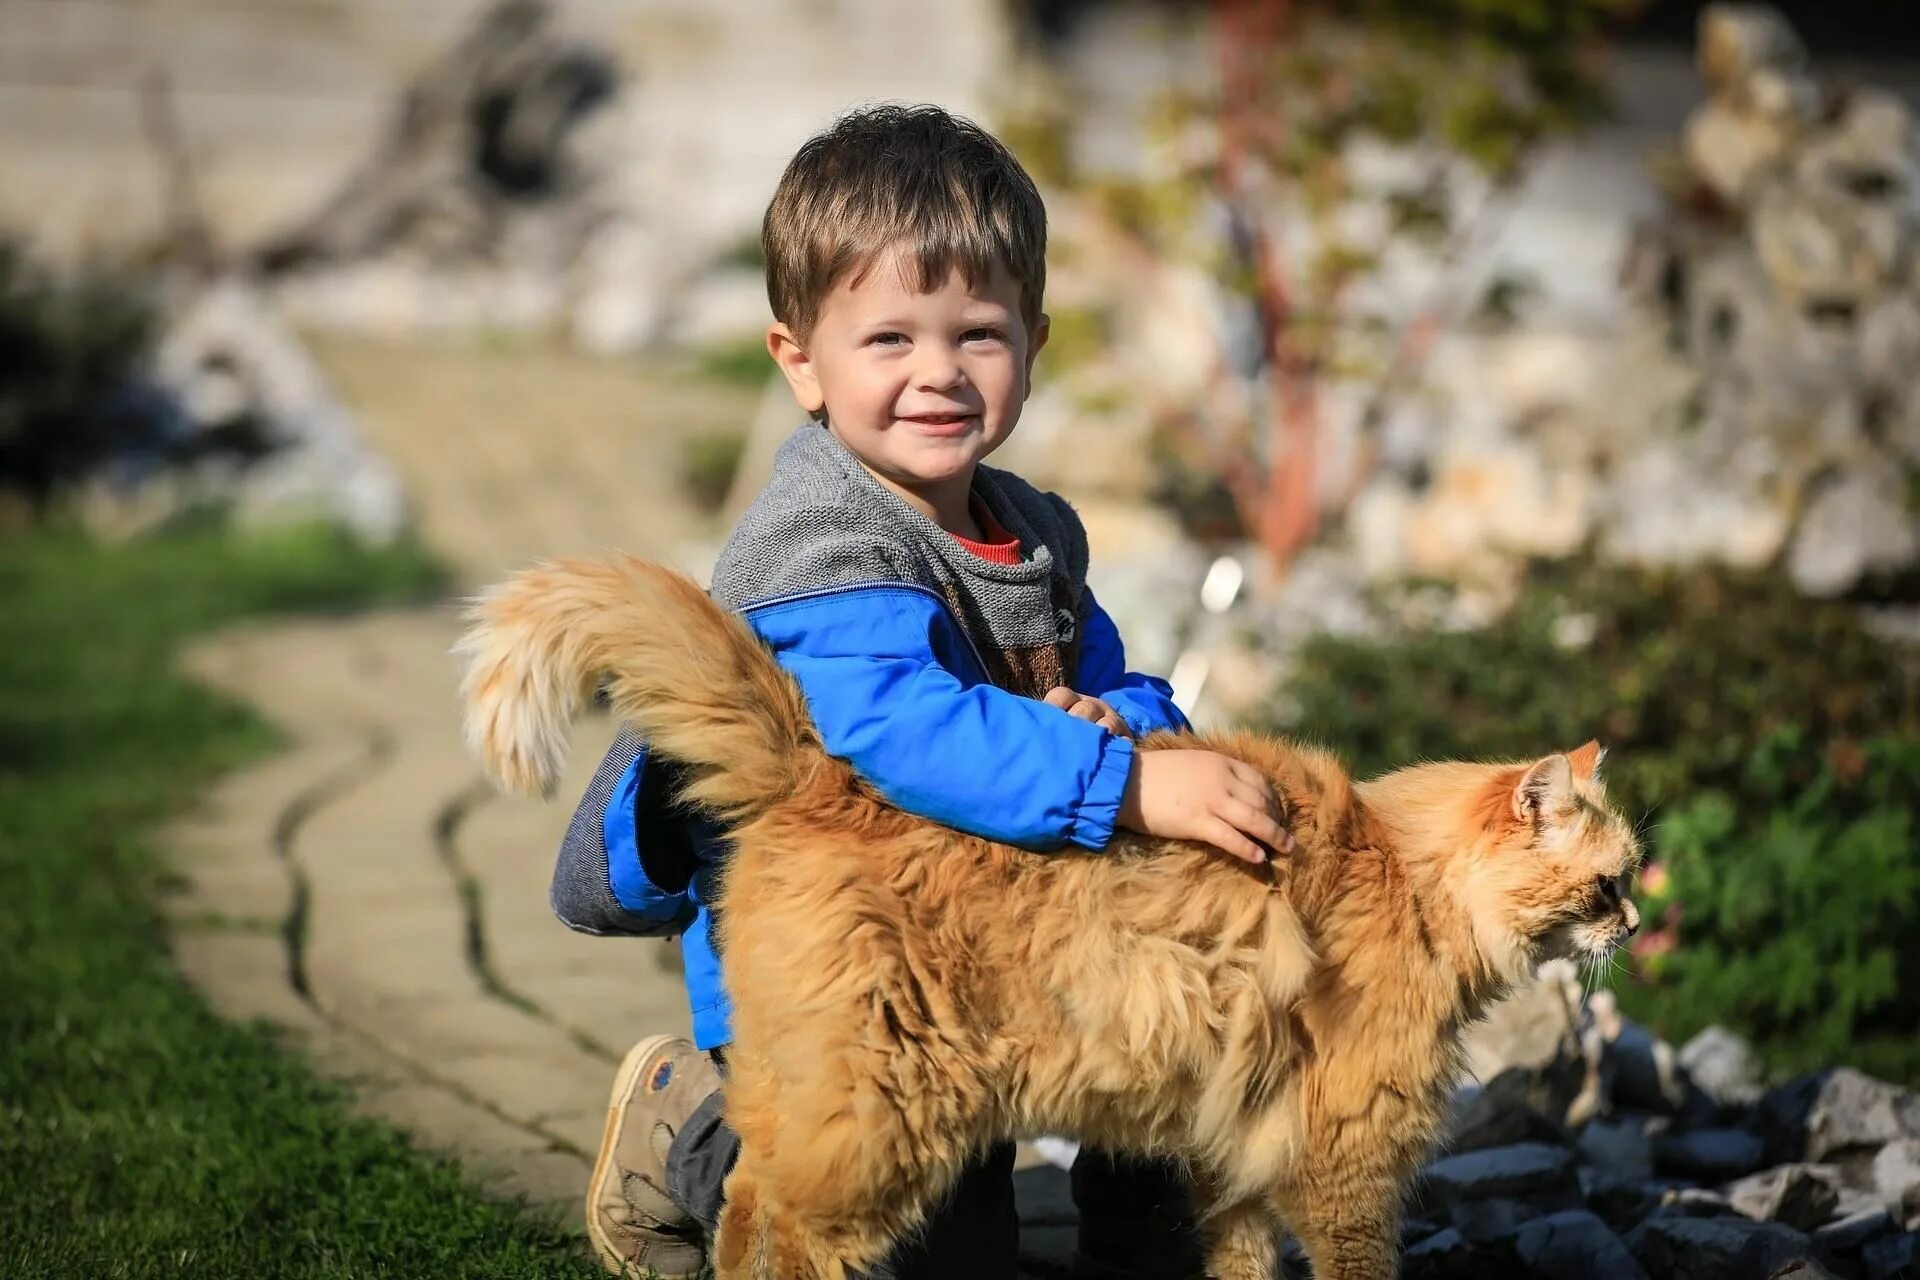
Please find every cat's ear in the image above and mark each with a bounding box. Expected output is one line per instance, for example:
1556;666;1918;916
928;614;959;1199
1567;740;1605;779
1512;753;1576;824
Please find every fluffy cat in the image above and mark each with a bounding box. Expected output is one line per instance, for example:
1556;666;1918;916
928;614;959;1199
459;555;1642;1280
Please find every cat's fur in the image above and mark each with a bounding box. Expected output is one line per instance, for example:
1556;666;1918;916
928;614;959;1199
458;554;1643;1280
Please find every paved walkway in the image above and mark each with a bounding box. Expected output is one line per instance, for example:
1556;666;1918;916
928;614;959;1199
164;339;761;1215
160;339;1076;1267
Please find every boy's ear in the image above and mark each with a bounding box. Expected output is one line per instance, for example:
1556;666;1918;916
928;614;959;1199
1023;312;1050;399
767;323;824;414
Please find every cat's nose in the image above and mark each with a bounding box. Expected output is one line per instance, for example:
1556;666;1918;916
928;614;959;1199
1622;900;1640;936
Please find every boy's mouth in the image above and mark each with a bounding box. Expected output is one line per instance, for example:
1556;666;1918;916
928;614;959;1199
898;413;979;437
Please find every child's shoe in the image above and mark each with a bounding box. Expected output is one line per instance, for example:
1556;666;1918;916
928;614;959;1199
585;1034;721;1278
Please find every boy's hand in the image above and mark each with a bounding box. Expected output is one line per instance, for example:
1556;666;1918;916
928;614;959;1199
1117;749;1294;866
1043;686;1132;739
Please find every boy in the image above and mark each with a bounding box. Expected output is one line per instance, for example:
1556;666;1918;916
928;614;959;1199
555;105;1289;1279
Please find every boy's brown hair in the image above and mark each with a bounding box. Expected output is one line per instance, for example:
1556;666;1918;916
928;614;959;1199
762;104;1047;340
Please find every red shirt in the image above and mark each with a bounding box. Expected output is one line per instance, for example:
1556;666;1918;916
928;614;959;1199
949;497;1022;566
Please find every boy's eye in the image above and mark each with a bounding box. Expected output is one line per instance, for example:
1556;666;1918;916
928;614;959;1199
962;328;1006;344
869;332;908;347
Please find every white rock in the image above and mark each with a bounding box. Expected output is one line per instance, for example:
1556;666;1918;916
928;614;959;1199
1787;470;1920;597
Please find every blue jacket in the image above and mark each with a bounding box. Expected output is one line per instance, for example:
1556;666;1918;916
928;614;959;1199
559;581;1188;1049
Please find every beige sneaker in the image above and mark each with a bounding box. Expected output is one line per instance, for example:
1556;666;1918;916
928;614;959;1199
585;1034;722;1278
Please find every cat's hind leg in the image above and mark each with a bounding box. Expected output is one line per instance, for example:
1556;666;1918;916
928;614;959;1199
1196;1195;1282;1280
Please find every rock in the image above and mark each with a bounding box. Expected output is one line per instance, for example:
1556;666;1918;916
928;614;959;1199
1655;1128;1769;1181
1445;1072;1573;1155
1814;1208;1896;1257
1858;1228;1920;1280
1627;1215;1813;1280
1698;5;1809;96
1421;1141;1583;1239
145;279;410;543
1679;1028;1763;1106
1773;1070;1920;1163
1401;1226;1475;1279
1727;1164;1844;1231
1686;100;1798;205
1509;1209;1648;1278
1581;1117;1658;1180
1595;1004;1691;1116
1751;181;1891;301
1875;1139;1920;1223
1787;468;1920;597
1585;1171;1669;1236
1862;1231;1920;1280
1656;1187;1743;1221
1457;964;1609;1129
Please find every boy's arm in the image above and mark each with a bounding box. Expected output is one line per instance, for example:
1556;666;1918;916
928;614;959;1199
748;587;1136;852
1073;590;1190;737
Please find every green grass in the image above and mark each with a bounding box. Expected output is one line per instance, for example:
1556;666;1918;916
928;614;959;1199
0;522;605;1279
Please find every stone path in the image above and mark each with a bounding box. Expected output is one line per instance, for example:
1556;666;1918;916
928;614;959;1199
164;339;764;1217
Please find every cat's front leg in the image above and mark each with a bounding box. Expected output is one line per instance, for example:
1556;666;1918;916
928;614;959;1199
1279;1179;1400;1280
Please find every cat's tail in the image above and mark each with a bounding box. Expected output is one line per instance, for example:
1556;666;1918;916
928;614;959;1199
456;553;819;822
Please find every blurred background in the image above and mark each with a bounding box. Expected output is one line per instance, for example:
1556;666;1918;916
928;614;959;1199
4;0;1919;1272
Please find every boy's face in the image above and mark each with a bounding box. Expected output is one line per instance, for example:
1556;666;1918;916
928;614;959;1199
766;251;1048;518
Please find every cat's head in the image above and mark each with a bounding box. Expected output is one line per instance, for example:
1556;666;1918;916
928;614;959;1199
1371;741;1643;985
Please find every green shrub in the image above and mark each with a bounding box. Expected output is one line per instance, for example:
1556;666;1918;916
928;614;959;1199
0;240;159;512
1634;731;1920;1081
1258;560;1920;1081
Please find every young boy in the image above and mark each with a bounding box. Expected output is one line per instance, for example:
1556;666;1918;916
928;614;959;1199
554;105;1289;1279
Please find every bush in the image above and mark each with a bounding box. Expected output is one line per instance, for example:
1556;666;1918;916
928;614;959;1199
0;240;161;512
1258;560;1920;1081
1635;731;1920;1081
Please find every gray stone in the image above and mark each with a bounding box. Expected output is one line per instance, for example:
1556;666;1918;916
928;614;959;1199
1814;1208;1896;1256
1425;1141;1582;1201
1422;1141;1583;1240
1698;4;1809;95
1763;1070;1919;1164
1686;100;1798;205
1627;1216;1813;1280
1654;1128;1768;1181
1445;1073;1572;1155
1863;1231;1920;1280
1876;1139;1920;1223
1402;1226;1474;1278
1751;181;1889;302
1679;1027;1763;1105
1727;1164;1843;1231
1582;1116;1658;1179
1656;1187;1743;1220
1510;1209;1649;1278
1787;470;1920;598
1605;1017;1692;1116
1807;1071;1918;1162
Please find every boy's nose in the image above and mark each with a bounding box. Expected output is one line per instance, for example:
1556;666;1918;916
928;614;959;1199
914;351;965;391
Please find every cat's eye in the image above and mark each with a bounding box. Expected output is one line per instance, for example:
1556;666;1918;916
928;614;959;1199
1596;875;1621;903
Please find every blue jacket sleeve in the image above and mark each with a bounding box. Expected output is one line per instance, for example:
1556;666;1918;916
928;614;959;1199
746;586;1136;851
549;727;698;937
1075;591;1190;737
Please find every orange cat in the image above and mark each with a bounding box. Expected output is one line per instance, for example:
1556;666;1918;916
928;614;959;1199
459;555;1643;1280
